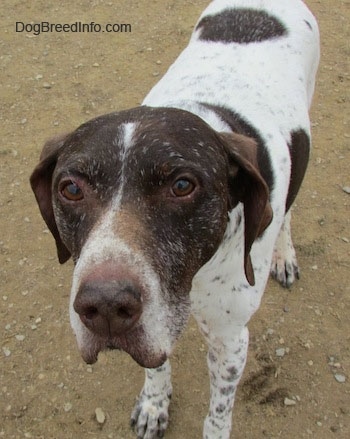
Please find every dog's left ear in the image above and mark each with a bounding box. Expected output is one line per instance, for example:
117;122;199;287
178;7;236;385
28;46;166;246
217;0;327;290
219;132;273;286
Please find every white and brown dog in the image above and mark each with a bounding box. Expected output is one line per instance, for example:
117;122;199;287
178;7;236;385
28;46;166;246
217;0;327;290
30;1;320;437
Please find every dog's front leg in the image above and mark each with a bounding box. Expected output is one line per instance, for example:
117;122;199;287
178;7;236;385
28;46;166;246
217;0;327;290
203;327;249;439
130;360;172;439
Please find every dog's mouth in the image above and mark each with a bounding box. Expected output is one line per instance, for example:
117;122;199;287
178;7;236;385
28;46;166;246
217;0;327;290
77;325;168;368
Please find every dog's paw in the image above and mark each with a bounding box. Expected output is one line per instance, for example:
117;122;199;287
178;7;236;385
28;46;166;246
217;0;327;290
130;388;172;439
270;244;300;288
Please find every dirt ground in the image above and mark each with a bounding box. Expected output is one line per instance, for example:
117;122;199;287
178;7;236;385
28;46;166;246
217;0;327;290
1;0;349;438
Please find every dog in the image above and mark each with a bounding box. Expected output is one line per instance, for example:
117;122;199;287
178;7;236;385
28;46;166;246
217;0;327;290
30;0;319;437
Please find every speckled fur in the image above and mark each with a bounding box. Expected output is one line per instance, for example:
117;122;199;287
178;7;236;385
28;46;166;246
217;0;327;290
30;1;319;438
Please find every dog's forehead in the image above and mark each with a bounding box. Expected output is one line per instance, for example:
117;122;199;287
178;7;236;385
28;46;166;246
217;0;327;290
58;107;225;171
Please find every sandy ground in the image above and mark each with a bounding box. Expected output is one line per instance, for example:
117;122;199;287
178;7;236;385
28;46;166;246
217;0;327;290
1;0;349;438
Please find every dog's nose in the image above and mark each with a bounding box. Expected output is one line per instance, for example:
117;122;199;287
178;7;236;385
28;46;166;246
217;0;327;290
74;280;143;337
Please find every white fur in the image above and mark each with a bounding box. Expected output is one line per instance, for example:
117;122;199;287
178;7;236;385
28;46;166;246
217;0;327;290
119;122;137;159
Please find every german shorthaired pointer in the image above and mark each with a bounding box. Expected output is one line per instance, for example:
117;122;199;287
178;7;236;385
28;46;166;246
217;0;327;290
30;1;319;437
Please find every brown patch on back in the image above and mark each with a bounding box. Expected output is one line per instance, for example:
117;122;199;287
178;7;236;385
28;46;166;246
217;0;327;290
196;8;288;44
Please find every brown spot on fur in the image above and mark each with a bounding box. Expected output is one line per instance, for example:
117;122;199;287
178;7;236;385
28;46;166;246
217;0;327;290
286;129;310;212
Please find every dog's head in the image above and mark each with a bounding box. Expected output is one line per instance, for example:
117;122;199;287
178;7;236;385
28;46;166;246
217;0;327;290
30;107;271;367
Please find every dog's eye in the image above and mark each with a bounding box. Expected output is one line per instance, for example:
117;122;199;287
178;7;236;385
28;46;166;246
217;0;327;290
171;178;195;197
60;181;84;201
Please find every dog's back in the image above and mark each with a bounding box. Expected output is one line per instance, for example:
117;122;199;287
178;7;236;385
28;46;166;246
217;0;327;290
144;0;320;135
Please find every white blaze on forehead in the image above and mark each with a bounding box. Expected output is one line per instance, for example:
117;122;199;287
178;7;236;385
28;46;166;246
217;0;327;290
118;121;138;161
115;121;139;199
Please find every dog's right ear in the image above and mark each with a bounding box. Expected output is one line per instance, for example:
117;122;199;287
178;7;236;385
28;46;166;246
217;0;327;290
30;133;71;264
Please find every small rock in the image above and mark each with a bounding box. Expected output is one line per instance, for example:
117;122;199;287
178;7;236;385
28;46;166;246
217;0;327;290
3;347;11;357
342;186;350;194
284;397;296;406
334;374;346;383
64;402;73;412
92;62;100;67
15;334;25;341
95;407;106;424
43;82;52;89
318;217;326;226
19;258;28;266
328;356;335;365
276;348;286;358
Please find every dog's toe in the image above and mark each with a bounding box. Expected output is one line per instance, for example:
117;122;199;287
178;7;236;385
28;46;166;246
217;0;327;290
271;257;300;288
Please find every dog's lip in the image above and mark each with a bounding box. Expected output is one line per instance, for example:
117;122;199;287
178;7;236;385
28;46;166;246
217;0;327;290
78;331;168;368
80;345;99;365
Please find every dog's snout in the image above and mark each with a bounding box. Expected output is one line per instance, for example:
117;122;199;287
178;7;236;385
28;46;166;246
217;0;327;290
74;279;143;337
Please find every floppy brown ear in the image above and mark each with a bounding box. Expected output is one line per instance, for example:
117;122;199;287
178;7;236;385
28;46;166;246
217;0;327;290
219;132;273;286
30;133;71;264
